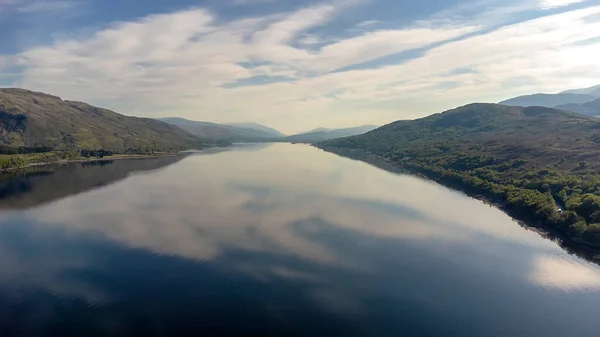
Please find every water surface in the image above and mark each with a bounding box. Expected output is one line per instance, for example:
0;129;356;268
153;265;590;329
1;144;600;336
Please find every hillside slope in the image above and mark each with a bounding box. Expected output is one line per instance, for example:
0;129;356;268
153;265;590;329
0;88;205;151
284;125;378;143
320;103;600;247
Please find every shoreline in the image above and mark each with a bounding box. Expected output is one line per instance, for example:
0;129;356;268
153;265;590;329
0;152;189;173
317;145;600;260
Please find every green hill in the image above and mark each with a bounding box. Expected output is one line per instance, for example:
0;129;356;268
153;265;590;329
0;88;207;152
319;103;600;247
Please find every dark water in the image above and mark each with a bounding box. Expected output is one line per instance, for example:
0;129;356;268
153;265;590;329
1;144;600;337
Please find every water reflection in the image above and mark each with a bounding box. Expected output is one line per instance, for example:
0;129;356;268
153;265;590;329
0;156;186;210
1;144;600;336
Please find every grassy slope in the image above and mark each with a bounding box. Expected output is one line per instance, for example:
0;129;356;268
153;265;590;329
319;103;600;246
0;88;207;152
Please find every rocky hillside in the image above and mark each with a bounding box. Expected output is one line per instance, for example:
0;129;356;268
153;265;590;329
0;88;206;152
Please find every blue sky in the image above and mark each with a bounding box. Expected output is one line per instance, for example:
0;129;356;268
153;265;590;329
1;0;599;132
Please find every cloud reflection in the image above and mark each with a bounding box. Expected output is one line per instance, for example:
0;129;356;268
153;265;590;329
529;254;600;291
2;144;600;335
0;144;598;297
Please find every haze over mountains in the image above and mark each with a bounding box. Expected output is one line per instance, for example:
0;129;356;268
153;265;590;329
283;125;379;143
157;117;284;142
225;123;286;138
0;87;379;154
159;117;377;143
499;84;600;117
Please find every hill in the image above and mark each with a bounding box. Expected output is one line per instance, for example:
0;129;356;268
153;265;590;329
499;93;597;108
0;88;206;152
555;98;600;117
159;118;285;141
319;103;600;247
284;125;378;143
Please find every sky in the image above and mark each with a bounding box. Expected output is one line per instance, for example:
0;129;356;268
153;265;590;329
0;0;599;133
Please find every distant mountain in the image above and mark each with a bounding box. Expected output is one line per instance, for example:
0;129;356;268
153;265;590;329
158;118;244;141
284;125;378;143
556;98;600;117
560;84;600;96
224;123;286;137
159;118;283;141
0;88;205;151
499;93;597;108
302;127;332;133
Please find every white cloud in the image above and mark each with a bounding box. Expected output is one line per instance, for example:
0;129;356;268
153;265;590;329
356;20;380;28
232;0;278;5
16;0;79;13
540;0;586;9
0;0;79;13
302;25;477;72
297;34;324;45
5;1;600;132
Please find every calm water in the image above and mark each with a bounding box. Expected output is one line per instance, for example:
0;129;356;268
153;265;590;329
1;144;600;337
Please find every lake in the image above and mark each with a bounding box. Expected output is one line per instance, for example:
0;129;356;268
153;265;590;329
1;143;600;337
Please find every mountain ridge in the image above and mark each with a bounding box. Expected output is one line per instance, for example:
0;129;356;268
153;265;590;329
0;88;206;152
499;93;597;108
499;84;600;109
560;84;600;96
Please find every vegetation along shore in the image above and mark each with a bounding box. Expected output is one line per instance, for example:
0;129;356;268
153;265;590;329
318;103;600;249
